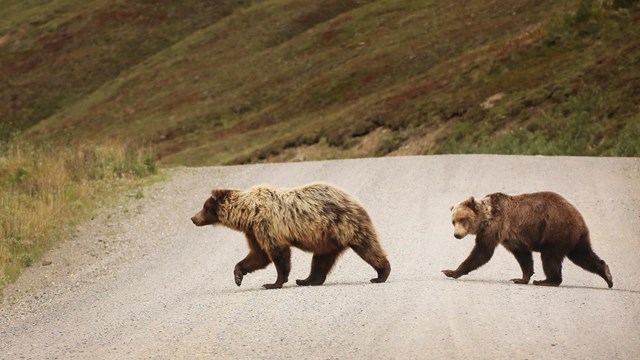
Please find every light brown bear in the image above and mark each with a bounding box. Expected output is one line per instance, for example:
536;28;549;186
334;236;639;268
191;182;391;289
442;192;613;288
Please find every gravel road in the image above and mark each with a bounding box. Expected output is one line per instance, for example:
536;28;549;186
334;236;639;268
1;155;639;359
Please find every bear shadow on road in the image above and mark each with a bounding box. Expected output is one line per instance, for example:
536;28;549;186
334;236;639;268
213;277;640;294
218;280;389;294
439;277;639;294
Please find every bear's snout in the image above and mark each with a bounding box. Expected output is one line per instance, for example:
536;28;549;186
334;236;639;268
191;213;204;226
454;233;464;239
191;210;215;226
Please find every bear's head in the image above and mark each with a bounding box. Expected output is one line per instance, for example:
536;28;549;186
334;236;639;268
191;189;232;226
450;196;483;239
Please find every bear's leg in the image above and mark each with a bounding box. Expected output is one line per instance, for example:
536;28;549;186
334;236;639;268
510;248;534;284
567;237;613;288
442;239;496;279
533;250;563;286
234;250;271;287
296;250;343;286
263;247;291;290
350;242;391;283
235;232;272;286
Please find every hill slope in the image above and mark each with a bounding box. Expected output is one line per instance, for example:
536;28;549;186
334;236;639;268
3;0;639;164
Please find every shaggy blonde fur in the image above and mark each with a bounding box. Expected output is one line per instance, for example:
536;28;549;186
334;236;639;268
192;182;390;289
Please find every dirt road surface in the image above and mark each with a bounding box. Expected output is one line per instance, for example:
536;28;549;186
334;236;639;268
1;155;639;359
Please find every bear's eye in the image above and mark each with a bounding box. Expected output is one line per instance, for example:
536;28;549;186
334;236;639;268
204;198;216;210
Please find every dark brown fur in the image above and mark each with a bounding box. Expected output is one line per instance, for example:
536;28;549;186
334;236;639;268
191;183;391;289
442;192;613;288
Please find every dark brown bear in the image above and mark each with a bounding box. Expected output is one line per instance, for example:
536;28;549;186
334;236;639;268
442;192;613;288
191;182;391;289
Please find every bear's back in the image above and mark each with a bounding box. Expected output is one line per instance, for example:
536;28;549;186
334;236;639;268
248;182;359;210
508;192;584;222
491;191;588;246
244;182;370;246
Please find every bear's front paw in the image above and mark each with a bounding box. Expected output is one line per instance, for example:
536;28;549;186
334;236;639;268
510;278;530;284
442;269;462;279
234;266;244;287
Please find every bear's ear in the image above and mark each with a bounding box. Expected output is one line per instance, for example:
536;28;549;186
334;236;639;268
211;189;231;202
464;196;478;211
449;205;454;211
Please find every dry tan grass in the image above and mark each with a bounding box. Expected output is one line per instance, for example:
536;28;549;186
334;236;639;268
0;141;157;290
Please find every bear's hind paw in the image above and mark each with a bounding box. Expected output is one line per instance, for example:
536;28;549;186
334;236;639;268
262;283;284;289
442;269;462;279
532;279;561;287
296;278;324;286
510;278;530;284
234;268;243;287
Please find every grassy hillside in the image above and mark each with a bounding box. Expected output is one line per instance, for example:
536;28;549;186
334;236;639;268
3;0;639;164
0;0;245;133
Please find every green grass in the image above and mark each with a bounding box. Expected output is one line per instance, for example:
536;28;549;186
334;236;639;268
0;141;158;292
0;1;250;132
432;1;640;156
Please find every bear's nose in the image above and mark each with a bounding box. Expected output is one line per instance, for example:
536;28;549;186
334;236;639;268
454;233;463;239
191;216;197;224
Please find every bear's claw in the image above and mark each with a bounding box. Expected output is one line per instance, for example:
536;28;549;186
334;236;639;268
603;264;613;288
234;268;243;287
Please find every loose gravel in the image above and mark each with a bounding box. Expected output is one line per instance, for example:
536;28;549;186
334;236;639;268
1;155;639;359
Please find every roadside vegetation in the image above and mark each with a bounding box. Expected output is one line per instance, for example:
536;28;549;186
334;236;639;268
0;139;157;291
